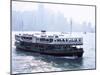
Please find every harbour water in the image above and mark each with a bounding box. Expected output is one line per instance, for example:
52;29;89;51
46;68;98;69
12;32;96;74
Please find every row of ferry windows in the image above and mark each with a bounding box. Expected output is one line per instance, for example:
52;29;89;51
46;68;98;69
21;37;82;42
55;39;81;42
21;37;32;40
38;38;82;42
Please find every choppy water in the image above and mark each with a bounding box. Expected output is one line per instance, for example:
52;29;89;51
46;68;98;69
12;32;96;74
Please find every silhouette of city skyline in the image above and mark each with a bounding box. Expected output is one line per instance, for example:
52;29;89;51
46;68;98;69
12;3;95;32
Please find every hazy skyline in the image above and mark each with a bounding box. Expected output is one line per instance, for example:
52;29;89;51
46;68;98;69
12;1;95;32
12;1;95;26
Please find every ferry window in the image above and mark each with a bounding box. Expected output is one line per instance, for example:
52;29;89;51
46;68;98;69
62;39;65;42
46;39;49;41
22;37;25;39
40;38;45;41
26;37;28;39
75;39;77;42
79;38;81;42
66;39;68;42
55;36;58;38
28;37;30;39
76;39;78;41
50;39;53;42
57;39;61;42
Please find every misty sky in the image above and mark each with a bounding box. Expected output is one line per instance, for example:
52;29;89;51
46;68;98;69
12;1;95;27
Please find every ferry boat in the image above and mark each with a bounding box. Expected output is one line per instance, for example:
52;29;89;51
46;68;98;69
15;30;84;57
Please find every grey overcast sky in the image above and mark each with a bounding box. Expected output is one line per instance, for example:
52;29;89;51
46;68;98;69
12;1;95;26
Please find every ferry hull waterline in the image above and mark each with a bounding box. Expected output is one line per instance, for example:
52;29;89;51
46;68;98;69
15;31;84;57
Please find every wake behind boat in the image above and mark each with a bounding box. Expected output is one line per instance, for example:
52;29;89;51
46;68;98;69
15;30;84;57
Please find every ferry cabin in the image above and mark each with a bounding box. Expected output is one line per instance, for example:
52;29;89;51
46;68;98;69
15;34;83;45
15;33;83;51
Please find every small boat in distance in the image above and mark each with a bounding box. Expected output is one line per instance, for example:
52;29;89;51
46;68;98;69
15;30;84;57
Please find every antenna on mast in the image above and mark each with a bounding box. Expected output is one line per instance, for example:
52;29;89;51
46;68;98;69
21;16;23;31
70;18;72;36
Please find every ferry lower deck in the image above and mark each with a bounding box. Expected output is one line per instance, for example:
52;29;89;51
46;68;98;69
15;41;84;57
